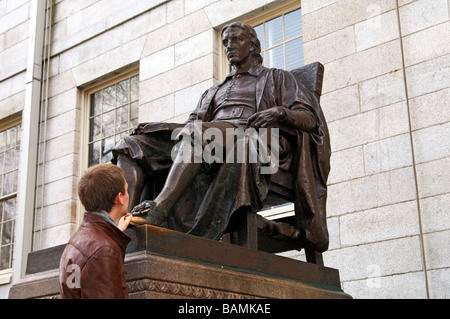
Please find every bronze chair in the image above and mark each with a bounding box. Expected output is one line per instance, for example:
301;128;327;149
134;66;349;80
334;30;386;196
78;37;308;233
222;62;326;266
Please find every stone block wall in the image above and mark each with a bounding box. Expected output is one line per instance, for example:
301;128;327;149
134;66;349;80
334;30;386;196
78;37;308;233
0;0;31;298
301;0;450;298
0;0;30;119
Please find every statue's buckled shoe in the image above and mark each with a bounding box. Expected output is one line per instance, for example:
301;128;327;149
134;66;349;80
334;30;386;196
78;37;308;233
130;200;168;228
131;200;155;216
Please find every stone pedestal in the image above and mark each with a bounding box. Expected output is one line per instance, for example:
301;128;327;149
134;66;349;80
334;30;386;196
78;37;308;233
9;225;351;299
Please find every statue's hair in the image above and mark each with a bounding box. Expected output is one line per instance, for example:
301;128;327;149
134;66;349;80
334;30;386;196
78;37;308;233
221;22;263;66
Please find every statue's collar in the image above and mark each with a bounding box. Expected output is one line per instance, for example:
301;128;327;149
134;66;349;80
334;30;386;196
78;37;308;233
226;64;265;79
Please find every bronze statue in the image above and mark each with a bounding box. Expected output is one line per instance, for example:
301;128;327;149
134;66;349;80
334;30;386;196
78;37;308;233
112;22;331;253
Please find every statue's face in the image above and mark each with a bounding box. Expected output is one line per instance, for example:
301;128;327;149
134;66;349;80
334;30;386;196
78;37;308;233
222;27;252;66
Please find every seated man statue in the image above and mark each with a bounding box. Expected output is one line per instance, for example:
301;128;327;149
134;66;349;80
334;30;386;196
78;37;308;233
112;22;331;252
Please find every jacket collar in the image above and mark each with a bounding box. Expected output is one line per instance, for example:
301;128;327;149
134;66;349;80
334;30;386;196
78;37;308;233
86;210;117;228
82;213;131;251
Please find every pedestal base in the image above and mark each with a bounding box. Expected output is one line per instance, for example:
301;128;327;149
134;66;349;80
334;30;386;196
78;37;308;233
9;225;351;299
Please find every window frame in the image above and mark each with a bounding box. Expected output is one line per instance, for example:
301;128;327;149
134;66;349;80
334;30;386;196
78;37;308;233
0;113;22;284
79;67;139;225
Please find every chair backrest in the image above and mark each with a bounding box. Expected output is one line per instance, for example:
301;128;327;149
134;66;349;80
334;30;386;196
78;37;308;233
290;62;324;99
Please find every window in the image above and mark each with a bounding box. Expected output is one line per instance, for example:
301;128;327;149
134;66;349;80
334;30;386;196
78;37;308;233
253;7;304;70
86;72;139;166
0;119;21;272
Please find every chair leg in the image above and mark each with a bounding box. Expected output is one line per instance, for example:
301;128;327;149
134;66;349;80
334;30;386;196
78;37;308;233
246;212;259;250
229;211;258;250
304;244;324;266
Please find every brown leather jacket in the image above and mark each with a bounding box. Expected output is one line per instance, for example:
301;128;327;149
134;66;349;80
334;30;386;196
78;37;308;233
59;213;131;299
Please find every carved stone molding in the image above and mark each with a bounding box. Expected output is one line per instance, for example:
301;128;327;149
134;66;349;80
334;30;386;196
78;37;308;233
127;278;254;299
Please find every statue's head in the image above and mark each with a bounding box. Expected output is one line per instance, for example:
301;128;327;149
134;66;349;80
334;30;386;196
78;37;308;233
221;22;263;66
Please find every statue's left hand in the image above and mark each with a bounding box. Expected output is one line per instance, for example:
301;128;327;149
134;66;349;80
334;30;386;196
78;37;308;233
247;107;286;128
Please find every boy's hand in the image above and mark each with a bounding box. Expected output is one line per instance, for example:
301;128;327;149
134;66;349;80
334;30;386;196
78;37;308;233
118;213;132;232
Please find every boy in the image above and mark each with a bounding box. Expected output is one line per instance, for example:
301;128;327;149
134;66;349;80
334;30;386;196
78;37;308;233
59;164;132;299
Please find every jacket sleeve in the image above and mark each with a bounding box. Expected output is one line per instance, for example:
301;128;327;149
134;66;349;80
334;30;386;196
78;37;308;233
81;246;128;299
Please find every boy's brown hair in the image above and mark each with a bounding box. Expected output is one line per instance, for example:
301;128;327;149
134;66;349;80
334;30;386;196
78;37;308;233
78;164;126;213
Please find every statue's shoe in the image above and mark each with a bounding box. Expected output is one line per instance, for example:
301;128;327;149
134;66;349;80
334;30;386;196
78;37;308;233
129;200;168;228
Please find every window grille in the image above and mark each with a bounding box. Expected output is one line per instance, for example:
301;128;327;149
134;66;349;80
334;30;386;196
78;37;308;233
0;122;21;271
254;8;304;71
87;74;139;166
